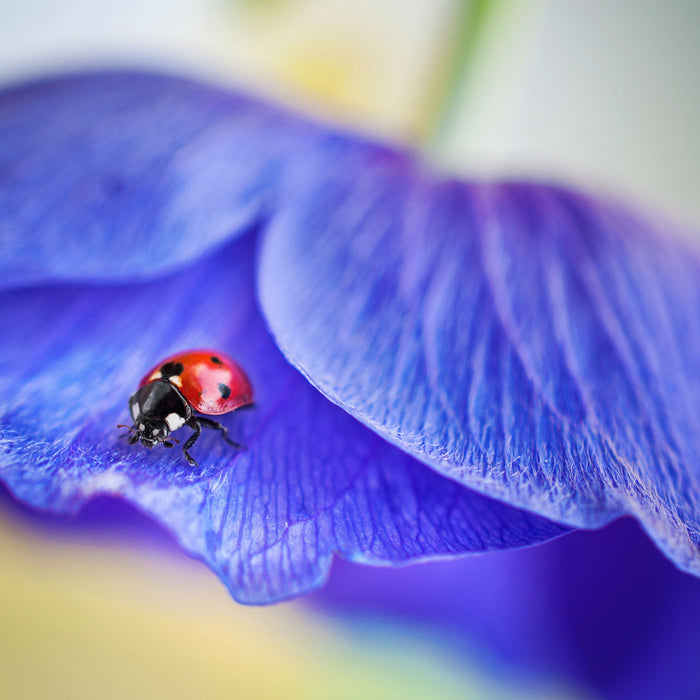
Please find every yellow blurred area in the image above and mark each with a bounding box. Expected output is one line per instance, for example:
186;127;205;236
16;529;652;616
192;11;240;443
218;0;457;140
0;514;583;700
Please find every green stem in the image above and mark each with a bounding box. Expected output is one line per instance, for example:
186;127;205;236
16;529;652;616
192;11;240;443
421;0;496;148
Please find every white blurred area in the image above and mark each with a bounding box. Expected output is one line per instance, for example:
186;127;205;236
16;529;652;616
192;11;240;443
0;0;698;219
440;0;700;225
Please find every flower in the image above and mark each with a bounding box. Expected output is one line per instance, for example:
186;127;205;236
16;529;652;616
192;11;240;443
1;70;699;603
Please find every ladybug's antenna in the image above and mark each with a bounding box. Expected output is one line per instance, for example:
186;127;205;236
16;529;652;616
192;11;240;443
117;424;139;440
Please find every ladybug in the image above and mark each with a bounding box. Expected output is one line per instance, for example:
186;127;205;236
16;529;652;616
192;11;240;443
120;350;253;466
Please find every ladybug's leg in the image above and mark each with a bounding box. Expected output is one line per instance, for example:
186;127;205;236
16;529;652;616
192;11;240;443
198;416;245;450
182;418;202;467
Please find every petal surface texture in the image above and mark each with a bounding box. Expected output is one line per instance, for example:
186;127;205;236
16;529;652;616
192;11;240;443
0;71;378;288
0;235;566;603
259;163;700;575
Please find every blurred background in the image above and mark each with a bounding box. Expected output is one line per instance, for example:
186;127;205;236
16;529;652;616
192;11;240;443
1;1;700;698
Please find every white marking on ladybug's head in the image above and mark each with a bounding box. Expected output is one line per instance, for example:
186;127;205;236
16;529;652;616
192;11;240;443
130;403;139;421
150;371;162;381
164;412;186;431
139;422;145;431
169;375;183;388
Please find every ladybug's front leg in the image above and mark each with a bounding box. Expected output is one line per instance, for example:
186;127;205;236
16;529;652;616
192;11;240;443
198;416;245;450
182;417;202;467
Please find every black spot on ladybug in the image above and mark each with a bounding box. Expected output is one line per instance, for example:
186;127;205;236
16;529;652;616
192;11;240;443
218;383;231;399
161;361;184;379
210;356;222;364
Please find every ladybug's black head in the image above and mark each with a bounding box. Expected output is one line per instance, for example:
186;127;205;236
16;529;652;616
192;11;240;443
124;381;190;452
132;417;170;448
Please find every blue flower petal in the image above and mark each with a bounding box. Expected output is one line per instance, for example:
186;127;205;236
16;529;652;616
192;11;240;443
0;233;566;603
0;70;381;288
258;164;700;576
315;517;700;696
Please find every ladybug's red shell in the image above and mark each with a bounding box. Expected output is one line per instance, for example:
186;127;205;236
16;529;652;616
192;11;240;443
139;350;253;415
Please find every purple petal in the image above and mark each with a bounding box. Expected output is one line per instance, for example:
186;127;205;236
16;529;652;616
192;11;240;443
258;162;700;576
314;517;700;698
0;70;386;288
0;233;566;603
